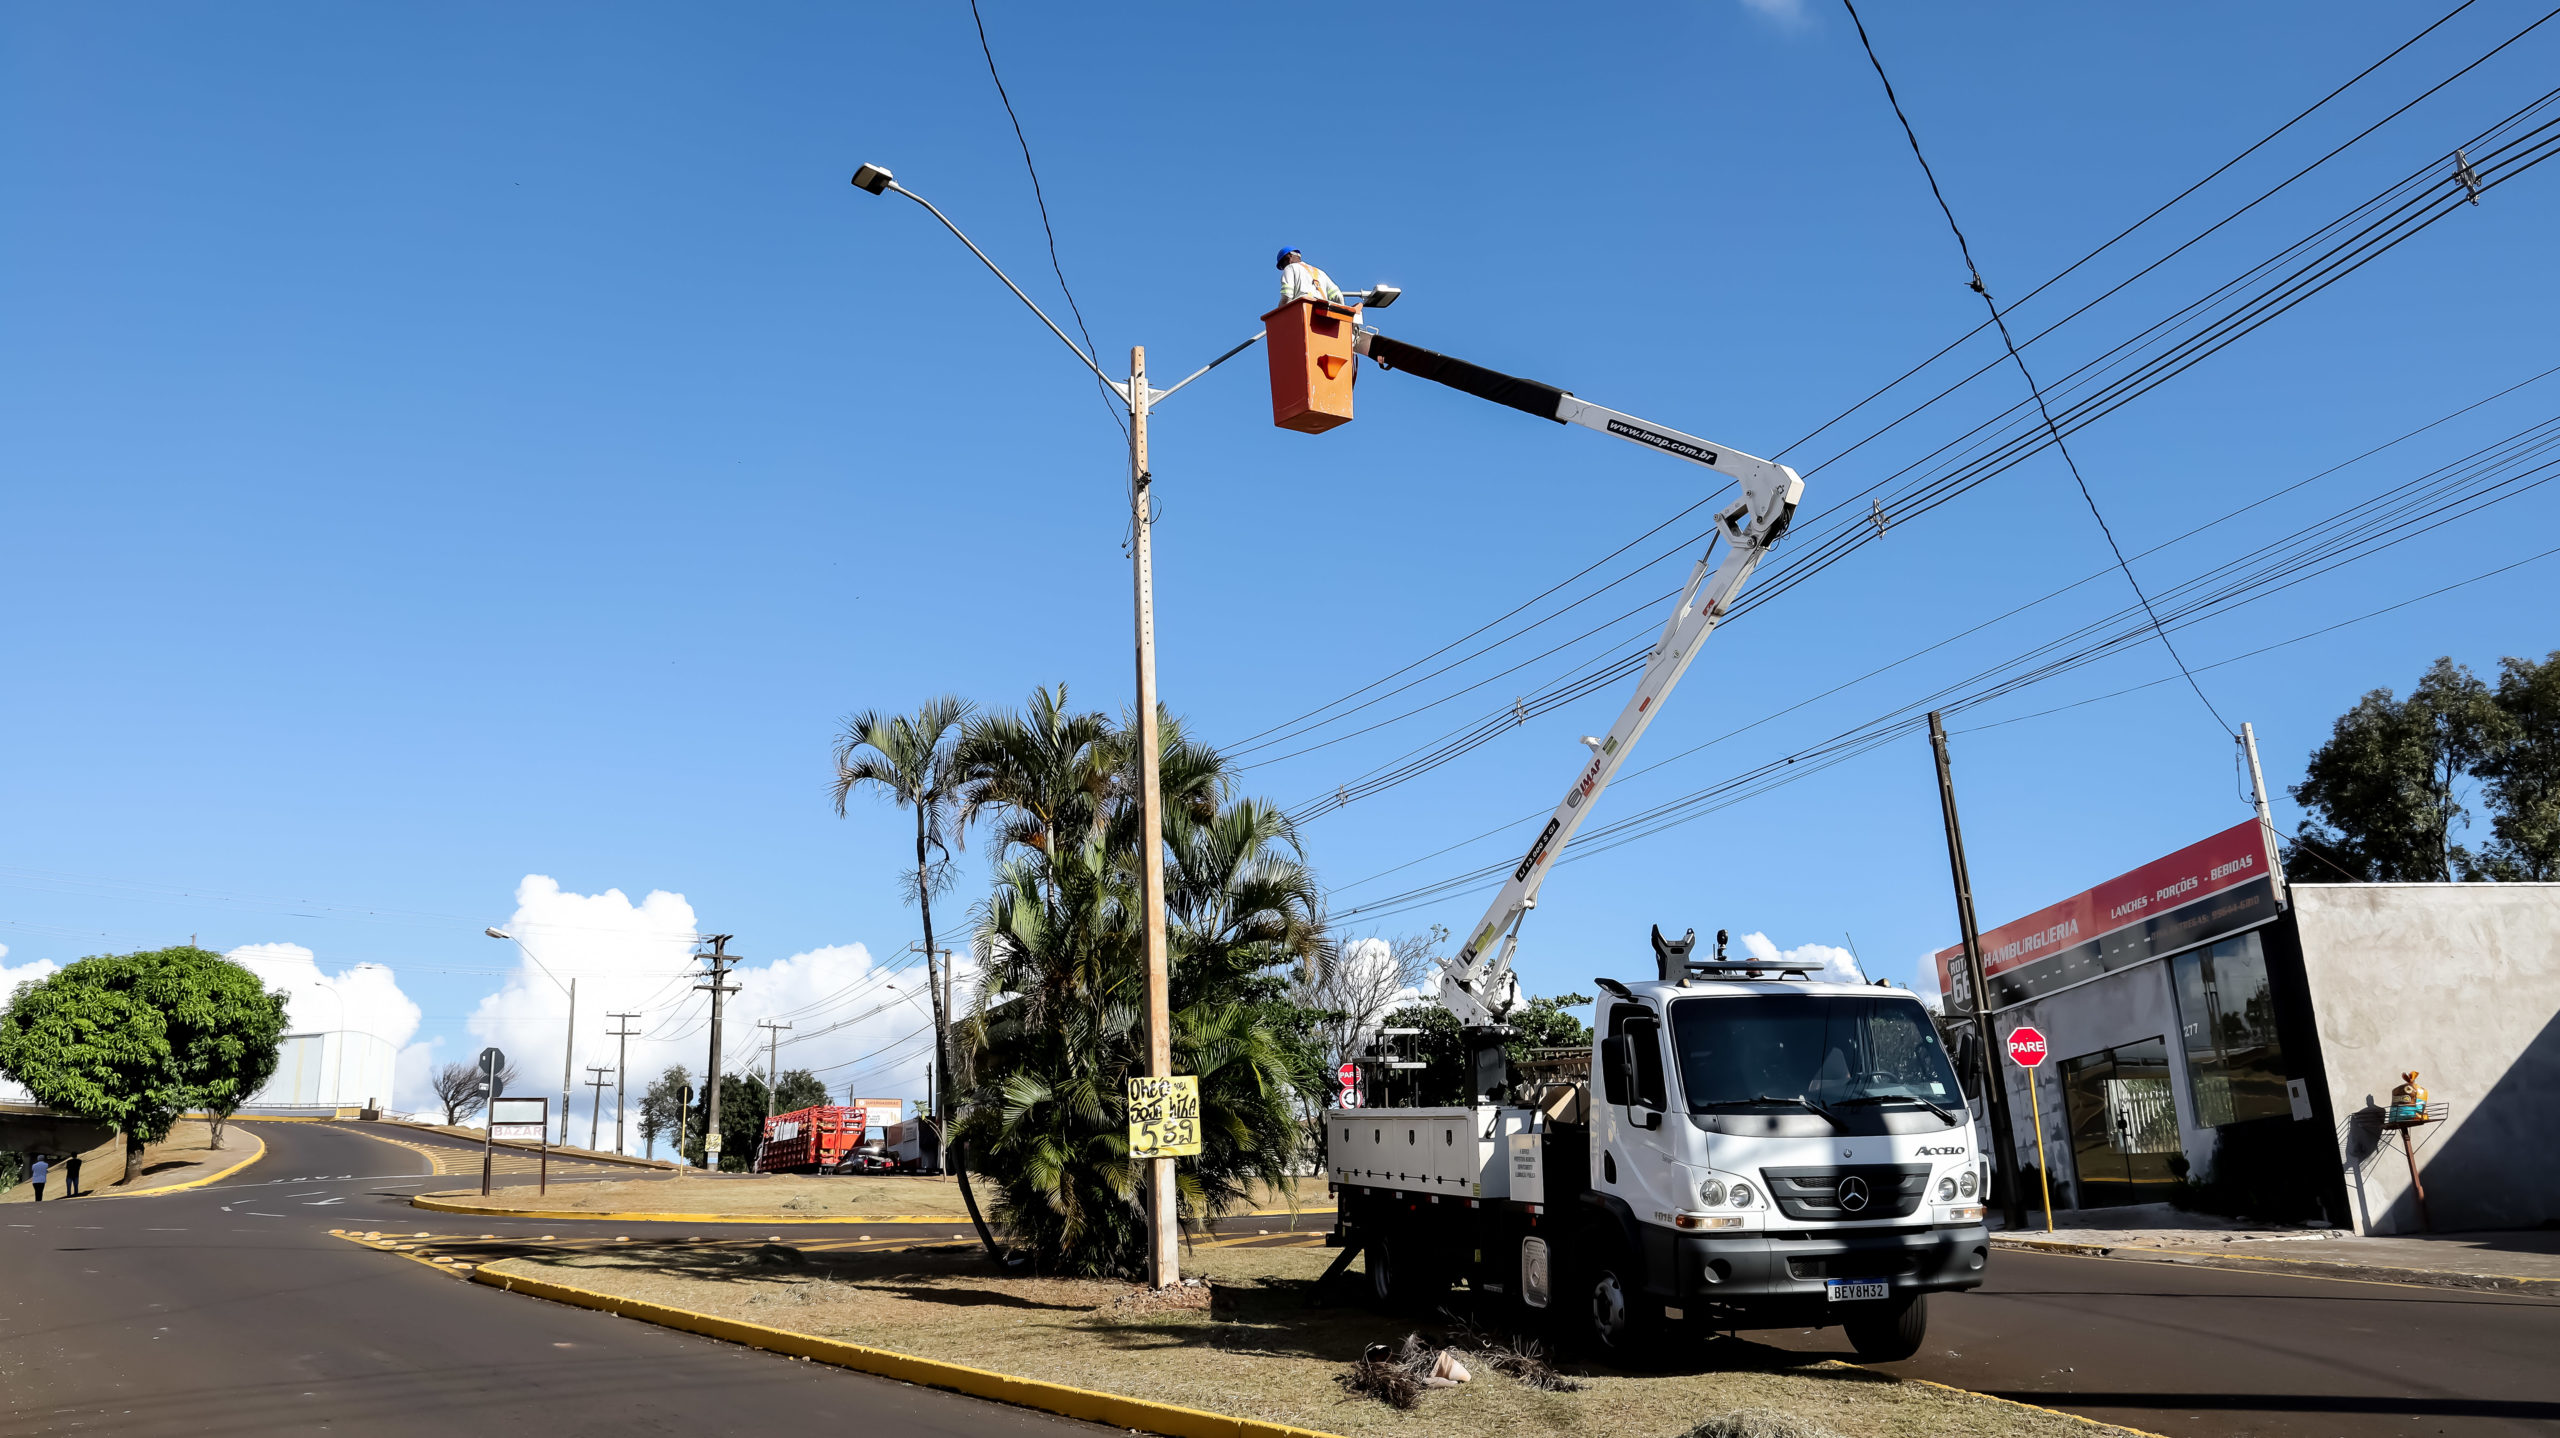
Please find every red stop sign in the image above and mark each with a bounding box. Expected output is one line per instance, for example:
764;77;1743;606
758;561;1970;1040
1337;1062;1358;1087
2006;1026;2049;1068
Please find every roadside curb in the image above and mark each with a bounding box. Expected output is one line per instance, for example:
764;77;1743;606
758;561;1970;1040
90;1128;266;1198
1993;1235;2560;1297
467;1263;1345;1438
1879;1371;2174;1438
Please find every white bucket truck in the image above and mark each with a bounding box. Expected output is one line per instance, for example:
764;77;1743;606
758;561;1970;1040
1320;330;1990;1359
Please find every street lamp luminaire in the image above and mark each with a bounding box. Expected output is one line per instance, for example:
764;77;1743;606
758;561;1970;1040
850;161;1318;1288
487;926;577;1145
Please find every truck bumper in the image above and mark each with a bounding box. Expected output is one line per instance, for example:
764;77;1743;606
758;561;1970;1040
1674;1223;1988;1317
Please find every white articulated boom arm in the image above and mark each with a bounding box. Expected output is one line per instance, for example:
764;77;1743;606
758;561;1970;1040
1350;328;1805;1028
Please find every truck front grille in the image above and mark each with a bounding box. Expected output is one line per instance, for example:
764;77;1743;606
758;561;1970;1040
1756;1164;1930;1221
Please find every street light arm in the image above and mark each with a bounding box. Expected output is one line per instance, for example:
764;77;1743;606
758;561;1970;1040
1148;330;1266;406
875;179;1125;399
487;928;572;999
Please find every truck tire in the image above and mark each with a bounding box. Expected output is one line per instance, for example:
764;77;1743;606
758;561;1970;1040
1843;1294;1928;1362
1577;1239;1662;1365
1367;1230;1449;1312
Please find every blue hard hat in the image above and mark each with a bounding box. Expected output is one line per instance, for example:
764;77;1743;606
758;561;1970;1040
1276;246;1300;269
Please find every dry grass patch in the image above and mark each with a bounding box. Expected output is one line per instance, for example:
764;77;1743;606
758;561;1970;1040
479;1241;2137;1438
433;1172;1334;1222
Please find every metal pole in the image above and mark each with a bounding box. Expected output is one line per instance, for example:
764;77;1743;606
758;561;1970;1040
1130;345;1178;1290
2026;1066;2054;1233
2241;721;2289;904
559;976;577;1145
1929;712;2028;1231
608;1013;640;1155
480;1048;498;1197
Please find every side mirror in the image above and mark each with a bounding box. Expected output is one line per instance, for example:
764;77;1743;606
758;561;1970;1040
1953;1031;1983;1099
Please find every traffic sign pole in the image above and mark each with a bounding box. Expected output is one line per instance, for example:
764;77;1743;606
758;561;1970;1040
2007;1027;2054;1234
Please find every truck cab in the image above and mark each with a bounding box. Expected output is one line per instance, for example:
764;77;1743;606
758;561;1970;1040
1573;969;1989;1357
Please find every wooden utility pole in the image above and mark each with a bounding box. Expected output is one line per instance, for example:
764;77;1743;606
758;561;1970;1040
694;936;741;1170
757;1019;793;1122
585;1065;614;1150
924;946;950;1176
607;1012;640;1155
1130;344;1178;1290
1928;713;2028;1231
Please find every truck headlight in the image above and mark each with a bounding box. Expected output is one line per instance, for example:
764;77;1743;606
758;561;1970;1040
1959;1170;1978;1198
1698;1178;1727;1207
1728;1182;1755;1208
1938;1176;1957;1201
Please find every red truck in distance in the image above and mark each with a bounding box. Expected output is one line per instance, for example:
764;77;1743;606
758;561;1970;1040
753;1104;868;1175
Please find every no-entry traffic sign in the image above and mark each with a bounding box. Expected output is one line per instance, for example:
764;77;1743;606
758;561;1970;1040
2006;1026;2049;1068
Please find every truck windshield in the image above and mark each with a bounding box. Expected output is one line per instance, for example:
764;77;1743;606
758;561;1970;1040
1669;994;1961;1120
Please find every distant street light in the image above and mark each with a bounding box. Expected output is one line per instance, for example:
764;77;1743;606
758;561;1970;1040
486;926;577;1145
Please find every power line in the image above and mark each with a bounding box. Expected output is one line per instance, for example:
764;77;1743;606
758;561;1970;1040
966;0;1124;444
1844;0;2231;736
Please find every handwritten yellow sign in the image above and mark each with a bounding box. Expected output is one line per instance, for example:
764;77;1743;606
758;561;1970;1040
1127;1075;1202;1158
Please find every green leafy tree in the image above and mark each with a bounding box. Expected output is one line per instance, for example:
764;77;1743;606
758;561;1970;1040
638;1064;696;1161
771;1067;829;1115
1369;992;1594;1107
2290;657;2510;881
2477;651;2560;879
715;1071;770;1171
956;697;1324;1276
0;947;287;1172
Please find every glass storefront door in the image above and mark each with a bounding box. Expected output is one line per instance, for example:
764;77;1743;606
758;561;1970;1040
2058;1037;2182;1207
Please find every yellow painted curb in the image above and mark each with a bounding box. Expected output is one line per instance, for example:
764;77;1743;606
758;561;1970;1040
92;1128;267;1198
470;1264;1345;1438
1887;1372;2174;1438
409;1193;980;1224
406;1193;1335;1226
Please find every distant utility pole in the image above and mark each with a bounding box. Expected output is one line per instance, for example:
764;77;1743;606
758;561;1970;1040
928;948;954;1177
585;1065;615;1151
607;1012;641;1155
756;1019;793;1121
1928;712;2027;1231
694;935;742;1170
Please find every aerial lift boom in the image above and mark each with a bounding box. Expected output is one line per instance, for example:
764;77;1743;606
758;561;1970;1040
1347;330;1805;1069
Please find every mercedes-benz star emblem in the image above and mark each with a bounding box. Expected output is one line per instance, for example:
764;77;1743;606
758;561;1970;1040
1836;1176;1871;1213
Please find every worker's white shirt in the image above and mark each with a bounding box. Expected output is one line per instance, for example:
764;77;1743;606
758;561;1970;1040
1280;261;1346;306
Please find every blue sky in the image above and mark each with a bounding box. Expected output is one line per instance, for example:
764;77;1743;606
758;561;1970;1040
5;2;2555;1115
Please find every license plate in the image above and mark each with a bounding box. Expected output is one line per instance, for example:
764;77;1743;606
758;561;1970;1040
1826;1280;1889;1302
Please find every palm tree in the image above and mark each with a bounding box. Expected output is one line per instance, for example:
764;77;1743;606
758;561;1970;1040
956;696;1323;1275
831;695;998;1259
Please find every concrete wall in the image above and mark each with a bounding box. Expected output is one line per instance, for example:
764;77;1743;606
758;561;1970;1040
2292;883;2560;1235
0;1103;128;1193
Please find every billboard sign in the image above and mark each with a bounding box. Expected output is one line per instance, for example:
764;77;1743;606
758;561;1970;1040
1936;820;2280;1014
489;1096;548;1142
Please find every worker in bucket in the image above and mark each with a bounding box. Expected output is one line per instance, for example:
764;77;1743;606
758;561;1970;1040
1277;247;1348;307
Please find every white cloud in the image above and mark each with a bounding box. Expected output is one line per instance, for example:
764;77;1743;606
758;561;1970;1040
1738;0;1809;26
460;876;943;1153
1736;932;1867;985
1909;950;1947;1010
0;946;56;1103
225;943;423;1049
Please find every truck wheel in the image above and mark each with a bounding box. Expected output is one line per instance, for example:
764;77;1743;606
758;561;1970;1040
1843;1294;1927;1362
1579;1244;1661;1364
1366;1231;1448;1312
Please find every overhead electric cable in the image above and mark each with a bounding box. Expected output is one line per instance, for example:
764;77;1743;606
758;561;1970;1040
1845;0;2234;735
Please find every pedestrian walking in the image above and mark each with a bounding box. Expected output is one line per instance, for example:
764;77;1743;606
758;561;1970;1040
28;1154;47;1202
63;1154;80;1198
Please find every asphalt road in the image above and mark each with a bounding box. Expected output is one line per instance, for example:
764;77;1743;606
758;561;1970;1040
0;1118;1104;1438
9;1120;2553;1438
1753;1247;2560;1438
